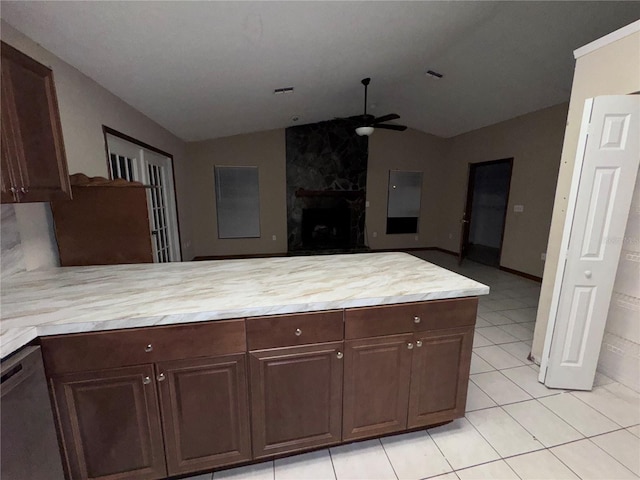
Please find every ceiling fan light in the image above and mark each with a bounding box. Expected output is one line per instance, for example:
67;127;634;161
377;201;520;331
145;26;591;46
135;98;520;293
355;126;374;136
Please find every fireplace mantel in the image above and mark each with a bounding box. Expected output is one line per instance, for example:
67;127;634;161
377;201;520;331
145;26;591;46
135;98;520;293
295;189;365;200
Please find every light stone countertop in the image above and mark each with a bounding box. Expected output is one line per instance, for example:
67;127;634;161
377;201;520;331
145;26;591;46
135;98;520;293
0;252;489;359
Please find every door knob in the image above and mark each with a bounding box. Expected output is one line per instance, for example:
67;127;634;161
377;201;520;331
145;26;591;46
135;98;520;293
142;376;151;385
407;342;414;350
157;373;166;382
416;340;423;348
413;316;421;324
295;328;302;336
584;270;592;278
336;351;343;359
145;344;153;353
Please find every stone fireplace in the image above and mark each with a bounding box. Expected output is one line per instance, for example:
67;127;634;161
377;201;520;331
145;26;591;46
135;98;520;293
286;120;368;253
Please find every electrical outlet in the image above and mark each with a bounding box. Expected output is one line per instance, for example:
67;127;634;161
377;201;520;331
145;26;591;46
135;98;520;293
541;252;546;261
414;235;419;241
272;235;277;241
365;201;370;208
514;205;524;213
372;231;377;238
449;233;453;239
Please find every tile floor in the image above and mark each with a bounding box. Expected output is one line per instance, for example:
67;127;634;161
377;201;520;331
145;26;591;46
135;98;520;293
185;251;640;480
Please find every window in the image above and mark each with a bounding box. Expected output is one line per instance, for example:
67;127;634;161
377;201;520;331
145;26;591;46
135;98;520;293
214;166;260;238
386;170;423;234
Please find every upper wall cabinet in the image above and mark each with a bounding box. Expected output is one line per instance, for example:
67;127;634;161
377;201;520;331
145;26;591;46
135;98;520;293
1;41;70;203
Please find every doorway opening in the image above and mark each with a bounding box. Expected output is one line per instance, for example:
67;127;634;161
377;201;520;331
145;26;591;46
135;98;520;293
103;127;182;263
460;158;513;267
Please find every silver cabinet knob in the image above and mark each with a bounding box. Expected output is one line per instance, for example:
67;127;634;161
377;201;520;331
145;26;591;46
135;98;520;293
416;340;423;348
143;376;151;385
336;351;343;359
145;344;153;353
295;328;302;336
407;342;414;350
585;270;592;278
157;373;166;382
413;316;421;324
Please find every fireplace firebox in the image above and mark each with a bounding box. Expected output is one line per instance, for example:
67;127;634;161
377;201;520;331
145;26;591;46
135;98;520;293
302;207;351;249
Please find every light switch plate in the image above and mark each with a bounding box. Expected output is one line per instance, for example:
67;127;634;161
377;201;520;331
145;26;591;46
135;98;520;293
514;205;524;213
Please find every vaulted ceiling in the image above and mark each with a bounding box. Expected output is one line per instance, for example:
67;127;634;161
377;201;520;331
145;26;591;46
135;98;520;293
2;1;638;141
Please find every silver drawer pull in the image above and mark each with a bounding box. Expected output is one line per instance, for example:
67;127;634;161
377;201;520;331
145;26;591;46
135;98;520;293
145;344;153;353
413;316;421;324
416;340;423;348
407;342;414;350
336;351;343;359
143;376;151;385
157;373;166;382
295;328;302;336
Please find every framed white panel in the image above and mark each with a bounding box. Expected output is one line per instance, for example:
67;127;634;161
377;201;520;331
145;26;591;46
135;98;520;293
214;166;260;239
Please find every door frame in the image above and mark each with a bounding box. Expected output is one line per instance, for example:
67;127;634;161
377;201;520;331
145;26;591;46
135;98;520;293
459;158;513;266
102;126;183;262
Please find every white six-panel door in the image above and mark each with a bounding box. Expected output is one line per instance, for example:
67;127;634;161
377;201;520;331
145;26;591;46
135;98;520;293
543;96;640;390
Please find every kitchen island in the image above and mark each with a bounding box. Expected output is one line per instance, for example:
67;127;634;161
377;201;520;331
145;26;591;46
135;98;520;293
0;252;488;480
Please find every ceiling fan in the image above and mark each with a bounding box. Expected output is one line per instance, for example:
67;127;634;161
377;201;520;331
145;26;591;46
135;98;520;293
349;77;407;136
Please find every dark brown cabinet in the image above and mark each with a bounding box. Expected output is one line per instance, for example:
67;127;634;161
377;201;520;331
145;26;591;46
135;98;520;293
0;41;70;203
343;298;477;441
247;311;344;458
158;355;251;476
52;365;166;480
407;327;473;428
343;334;413;441
42;320;249;480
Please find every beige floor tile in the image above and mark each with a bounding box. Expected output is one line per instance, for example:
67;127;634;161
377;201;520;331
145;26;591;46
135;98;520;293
470;353;495;374
550;439;637;479
466;407;544;457
506;450;579;479
381;430;452;480
471;371;531;405
503;399;583;447
539;393;620;437
456;460;519;479
475;327;519;345
627;425;640;438
466;381;497;411
428;418;500;470
498;342;533;364
572;384;640;427
477;311;514;326
214;462;274;480
330;439;396;480
501;365;559;398
497;323;533;341
591;429;640;476
473;346;524;370
473;332;493;348
274;449;335;480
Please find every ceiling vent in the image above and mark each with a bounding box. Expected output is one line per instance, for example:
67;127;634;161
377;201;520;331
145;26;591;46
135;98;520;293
274;87;294;94
425;70;443;79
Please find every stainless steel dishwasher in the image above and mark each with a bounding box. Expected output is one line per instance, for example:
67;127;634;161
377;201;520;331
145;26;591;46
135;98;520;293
1;346;65;480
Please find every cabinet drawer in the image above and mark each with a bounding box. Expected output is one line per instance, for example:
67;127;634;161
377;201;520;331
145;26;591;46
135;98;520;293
41;319;246;376
246;311;343;350
345;298;477;339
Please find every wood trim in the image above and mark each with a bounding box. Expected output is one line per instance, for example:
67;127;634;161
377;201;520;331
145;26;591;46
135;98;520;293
101;126;183;261
574;19;640;59
499;265;542;283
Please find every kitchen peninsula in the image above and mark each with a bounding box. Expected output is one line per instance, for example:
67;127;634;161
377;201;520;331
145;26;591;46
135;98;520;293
1;252;488;480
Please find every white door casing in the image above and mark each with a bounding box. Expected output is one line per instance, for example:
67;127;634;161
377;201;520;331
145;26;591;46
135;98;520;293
541;96;640;390
105;134;181;263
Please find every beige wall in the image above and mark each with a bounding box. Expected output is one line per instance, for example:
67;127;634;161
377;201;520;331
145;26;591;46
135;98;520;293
186;130;288;257
366;128;448;250
439;103;568;277
532;30;640;361
0;21;194;260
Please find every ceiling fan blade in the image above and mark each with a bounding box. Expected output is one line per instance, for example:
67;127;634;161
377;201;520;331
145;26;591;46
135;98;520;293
375;124;407;131
372;113;400;124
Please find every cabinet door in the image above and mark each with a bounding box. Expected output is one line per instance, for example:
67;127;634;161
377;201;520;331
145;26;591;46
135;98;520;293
1;62;22;203
52;365;166;480
342;334;413;441
1;42;70;203
407;327;473;428
250;341;343;458
157;354;251;476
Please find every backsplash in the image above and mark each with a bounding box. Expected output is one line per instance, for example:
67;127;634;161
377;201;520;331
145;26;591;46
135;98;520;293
1;205;26;278
1;203;59;280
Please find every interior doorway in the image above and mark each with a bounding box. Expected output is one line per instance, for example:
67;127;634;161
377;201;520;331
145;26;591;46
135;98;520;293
459;158;512;267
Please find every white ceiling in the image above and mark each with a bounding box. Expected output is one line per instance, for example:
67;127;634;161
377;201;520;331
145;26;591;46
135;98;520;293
2;1;638;141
